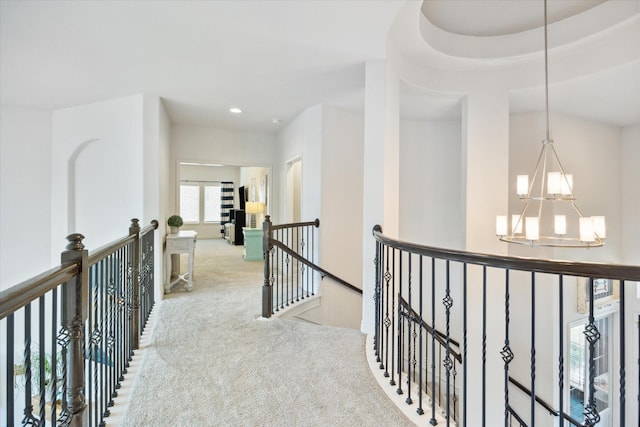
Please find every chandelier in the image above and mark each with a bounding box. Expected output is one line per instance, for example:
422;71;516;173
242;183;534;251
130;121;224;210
496;0;605;248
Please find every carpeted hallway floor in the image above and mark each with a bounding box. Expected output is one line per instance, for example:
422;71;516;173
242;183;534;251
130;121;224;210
119;238;413;426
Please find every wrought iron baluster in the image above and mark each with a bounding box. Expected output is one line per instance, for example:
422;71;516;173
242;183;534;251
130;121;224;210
87;263;95;426
462;263;467;427
383;245;391;378
452;359;458;424
107;256;117;409
397;250;404;396
38;295;46;423
406;253;413;405
482;265;487;427
22;303;37;425
286;228;290;306
531;272;536;427
57;323;71;426
583;278;600;427
374;241;381;360
305;227;313;298
296;226;300;302
430;257;437;426
6;313;15;427
558;275;564;426
417;255;424;416
438;343;442;414
443;260;453;425
390;248;397;388
619;279;626;427
51;289;59;427
127;242;134;364
501;269;514;427
300;227;306;300
311;225;315;296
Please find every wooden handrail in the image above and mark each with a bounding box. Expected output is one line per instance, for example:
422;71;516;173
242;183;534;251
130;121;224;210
271;218;319;231
0;263;80;320
373;225;640;281
509;376;558;416
88;219;158;266
399;297;462;363
271;239;362;295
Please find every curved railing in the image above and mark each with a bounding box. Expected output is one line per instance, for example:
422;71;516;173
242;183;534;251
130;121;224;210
1;219;158;427
372;224;640;427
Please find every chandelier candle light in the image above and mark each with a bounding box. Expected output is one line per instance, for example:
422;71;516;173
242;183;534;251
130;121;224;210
496;0;605;248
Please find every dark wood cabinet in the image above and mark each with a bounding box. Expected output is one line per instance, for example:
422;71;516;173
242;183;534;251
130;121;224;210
230;209;245;245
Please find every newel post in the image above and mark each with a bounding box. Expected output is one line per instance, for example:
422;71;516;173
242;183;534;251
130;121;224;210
129;218;141;350
262;215;273;318
61;233;89;427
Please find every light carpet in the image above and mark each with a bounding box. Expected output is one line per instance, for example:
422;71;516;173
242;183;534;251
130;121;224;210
120;239;413;427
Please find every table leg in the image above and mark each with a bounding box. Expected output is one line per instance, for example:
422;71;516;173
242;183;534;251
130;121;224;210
164;252;172;294
186;249;194;292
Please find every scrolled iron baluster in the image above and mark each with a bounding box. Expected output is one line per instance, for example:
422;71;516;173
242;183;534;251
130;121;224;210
383;246;392;378
430;257;437;426
403;253;411;402
530;272;536;427
417;256;424;416
583;278;601;427
452;360;458;424
443;260;453;424
373;243;380;359
56;326;72;427
501;269;514;427
558;275;565;426
22;304;38;426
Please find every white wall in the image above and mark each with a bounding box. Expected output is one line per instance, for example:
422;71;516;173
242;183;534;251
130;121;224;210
0;106;52;289
51;95;144;254
321;106;364;290
621;125;640;266
399;119;463;249
145;96;171;301
276;105;322;224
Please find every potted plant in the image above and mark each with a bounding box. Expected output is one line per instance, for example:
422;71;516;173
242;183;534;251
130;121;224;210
14;350;63;421
167;215;183;233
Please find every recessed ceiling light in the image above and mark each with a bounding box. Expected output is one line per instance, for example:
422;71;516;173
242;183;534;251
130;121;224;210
229;107;242;114
272;118;281;124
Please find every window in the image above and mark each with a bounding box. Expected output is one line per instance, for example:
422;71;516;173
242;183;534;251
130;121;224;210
204;185;221;222
179;182;222;224
180;184;200;223
568;315;612;424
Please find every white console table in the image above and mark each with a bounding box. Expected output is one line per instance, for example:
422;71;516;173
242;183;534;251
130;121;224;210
165;230;197;293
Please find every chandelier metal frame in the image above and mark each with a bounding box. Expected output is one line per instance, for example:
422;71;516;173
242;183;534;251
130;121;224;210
497;0;605;248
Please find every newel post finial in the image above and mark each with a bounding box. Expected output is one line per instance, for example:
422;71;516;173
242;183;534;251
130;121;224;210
65;233;85;251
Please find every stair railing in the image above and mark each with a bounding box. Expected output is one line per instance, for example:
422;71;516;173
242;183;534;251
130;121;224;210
261;216;361;318
372;224;640;427
0;219;158;427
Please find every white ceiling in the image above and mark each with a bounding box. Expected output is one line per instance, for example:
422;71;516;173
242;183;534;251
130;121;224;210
421;0;606;37
1;1;638;132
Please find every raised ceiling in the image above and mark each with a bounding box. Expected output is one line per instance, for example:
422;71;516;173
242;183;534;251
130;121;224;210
1;1;638;131
421;0;606;37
